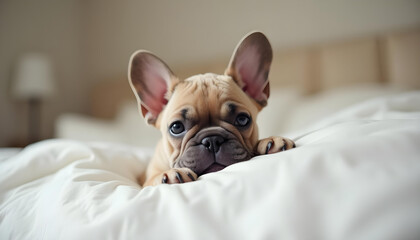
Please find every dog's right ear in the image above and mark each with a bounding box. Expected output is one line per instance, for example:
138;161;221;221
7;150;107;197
128;50;179;125
225;32;273;108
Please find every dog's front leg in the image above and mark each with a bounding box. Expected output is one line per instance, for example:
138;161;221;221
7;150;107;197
143;167;198;186
255;136;296;155
141;145;197;186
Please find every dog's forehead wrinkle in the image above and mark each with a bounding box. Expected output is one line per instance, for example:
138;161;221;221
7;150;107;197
228;103;237;113
185;73;231;92
181;108;188;120
176;73;233;109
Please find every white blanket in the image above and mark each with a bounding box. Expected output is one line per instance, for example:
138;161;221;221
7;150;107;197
1;92;420;240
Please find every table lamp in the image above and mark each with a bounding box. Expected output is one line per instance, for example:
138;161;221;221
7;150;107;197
12;53;55;144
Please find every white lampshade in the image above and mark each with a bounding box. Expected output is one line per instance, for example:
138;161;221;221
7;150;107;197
12;53;55;100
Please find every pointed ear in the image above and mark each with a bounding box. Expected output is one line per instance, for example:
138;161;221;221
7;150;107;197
128;50;178;125
225;32;273;107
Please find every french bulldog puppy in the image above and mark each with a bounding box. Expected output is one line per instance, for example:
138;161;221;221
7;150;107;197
128;32;295;186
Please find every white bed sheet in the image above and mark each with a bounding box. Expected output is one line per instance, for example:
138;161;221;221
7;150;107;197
1;92;420;240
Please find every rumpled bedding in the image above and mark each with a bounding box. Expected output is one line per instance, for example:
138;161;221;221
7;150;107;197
1;92;420;240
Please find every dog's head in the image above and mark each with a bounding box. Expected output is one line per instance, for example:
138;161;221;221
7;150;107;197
128;32;272;176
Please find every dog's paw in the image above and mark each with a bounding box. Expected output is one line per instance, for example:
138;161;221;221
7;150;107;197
256;136;296;155
160;168;197;185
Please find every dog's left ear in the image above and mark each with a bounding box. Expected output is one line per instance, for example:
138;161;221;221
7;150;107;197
225;31;273;107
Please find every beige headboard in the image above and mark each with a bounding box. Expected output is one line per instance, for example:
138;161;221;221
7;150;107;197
91;27;420;119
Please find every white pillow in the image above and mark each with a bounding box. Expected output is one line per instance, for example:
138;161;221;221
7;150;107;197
55;114;126;143
257;88;303;138
282;84;403;133
116;102;161;148
55;103;161;149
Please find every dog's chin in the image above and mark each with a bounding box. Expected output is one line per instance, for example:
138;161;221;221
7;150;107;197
201;163;226;176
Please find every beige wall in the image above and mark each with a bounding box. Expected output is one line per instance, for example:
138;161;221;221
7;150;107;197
1;0;420;146
82;0;420;81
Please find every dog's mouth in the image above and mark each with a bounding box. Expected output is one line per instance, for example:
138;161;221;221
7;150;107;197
200;163;226;176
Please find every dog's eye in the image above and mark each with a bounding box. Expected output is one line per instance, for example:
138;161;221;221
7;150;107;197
234;114;251;127
169;121;185;135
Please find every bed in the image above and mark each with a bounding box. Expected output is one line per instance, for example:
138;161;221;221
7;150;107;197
1;29;420;239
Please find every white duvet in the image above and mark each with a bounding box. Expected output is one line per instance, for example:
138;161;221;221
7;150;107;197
1;92;420;240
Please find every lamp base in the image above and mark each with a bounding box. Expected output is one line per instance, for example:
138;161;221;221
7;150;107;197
28;98;41;144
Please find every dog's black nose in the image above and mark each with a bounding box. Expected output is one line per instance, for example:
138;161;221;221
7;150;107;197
201;135;225;153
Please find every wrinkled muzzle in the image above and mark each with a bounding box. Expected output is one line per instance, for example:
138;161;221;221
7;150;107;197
174;127;252;176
